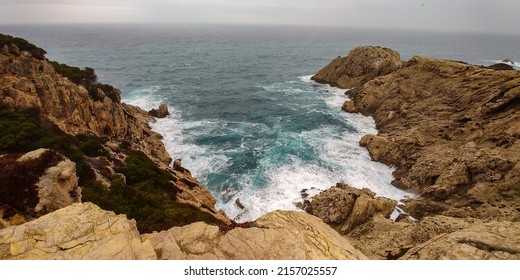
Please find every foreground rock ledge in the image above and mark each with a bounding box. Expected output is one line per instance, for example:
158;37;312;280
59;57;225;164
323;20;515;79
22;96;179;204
0;203;156;260
0;203;368;260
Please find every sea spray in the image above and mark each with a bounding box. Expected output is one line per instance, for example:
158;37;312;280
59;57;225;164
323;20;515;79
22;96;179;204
124;77;414;222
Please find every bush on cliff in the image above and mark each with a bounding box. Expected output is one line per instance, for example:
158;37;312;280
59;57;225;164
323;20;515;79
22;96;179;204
0;150;63;218
0;33;47;60
49;61;121;103
81;148;220;233
1;103;219;232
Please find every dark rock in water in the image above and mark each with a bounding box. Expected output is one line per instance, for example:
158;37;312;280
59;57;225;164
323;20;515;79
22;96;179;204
295;200;311;211
235;198;245;209
149;104;170;118
300;189;309;199
487;63;514;70
502;58;514;64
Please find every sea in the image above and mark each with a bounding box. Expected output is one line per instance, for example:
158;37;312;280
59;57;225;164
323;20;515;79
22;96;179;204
2;24;519;221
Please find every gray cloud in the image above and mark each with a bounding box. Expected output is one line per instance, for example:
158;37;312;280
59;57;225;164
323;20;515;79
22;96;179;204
1;0;519;35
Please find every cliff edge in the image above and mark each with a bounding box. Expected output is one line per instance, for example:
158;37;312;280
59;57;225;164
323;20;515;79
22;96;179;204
0;34;367;260
311;46;520;259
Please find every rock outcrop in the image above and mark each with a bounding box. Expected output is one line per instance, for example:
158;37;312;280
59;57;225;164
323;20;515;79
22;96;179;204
0;49;170;164
311;46;402;88
0;149;81;226
0;203;156;260
306;183;397;233
312;46;520;260
0;35;231;234
400;220;520;260
149;104;170;118
142;210;367;260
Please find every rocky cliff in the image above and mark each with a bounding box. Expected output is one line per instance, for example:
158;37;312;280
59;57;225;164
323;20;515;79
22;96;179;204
0;34;231;232
312;46;520;259
0;34;370;260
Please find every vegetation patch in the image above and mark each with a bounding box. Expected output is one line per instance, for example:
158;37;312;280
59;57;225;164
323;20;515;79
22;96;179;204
0;150;63;218
0;103;103;201
83;148;221;233
0;33;47;60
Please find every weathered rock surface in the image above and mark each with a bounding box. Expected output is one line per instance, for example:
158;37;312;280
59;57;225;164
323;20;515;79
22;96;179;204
335;51;520;221
312;46;520;260
0;203;157;260
307;183;397;233
142;210;368;260
312;46;402;88
30;149;81;215
400;221;520;260
0;149;81;226
0;50;171;164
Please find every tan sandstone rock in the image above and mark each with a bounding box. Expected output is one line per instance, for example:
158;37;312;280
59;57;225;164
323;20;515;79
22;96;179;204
0;203;156;260
312;46;402;88
400;221;520;260
0;51;171;165
308;183;397;233
142;210;368;260
335;52;520;221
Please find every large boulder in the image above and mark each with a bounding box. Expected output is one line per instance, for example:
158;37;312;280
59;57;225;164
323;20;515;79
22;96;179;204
0;203;156;260
307;183;397;233
148;104;170;118
142;210;368;260
312;46;402;88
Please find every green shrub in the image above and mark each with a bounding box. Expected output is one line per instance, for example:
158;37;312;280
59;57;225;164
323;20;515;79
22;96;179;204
75;133;108;157
0;150;63;218
0;33;47;60
0;103;219;233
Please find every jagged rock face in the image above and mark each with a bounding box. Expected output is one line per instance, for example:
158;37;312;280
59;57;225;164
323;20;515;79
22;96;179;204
27;149;81;215
307;183;397;233
312;46;402;88
341;54;520;221
346;215;470;259
400;221;520;260
0;149;80;226
142;210;368;260
0;203;157;260
0;51;171;164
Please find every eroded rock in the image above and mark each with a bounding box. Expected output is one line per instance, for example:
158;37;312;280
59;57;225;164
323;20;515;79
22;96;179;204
312;46;402;88
142;210;368;260
0;203;157;260
307;183;397;233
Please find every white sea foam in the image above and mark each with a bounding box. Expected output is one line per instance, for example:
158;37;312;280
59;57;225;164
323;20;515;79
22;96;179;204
219;77;414;222
124;80;414;223
486;59;520;69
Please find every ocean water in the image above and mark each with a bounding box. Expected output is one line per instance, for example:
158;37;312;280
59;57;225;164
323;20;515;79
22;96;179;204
3;24;520;221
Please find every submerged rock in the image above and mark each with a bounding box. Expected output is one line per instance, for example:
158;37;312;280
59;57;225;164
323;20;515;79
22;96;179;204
148;104;170;118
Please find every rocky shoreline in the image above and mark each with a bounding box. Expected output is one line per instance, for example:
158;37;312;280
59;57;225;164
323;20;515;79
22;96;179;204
310;46;520;259
1;35;519;259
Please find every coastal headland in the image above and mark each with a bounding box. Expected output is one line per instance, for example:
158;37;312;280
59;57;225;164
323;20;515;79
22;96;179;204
1;35;519;259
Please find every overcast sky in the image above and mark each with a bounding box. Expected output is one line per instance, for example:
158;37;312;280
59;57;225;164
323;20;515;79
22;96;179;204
1;0;519;35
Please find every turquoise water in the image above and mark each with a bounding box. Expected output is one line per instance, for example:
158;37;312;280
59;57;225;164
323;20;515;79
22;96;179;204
3;24;519;220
